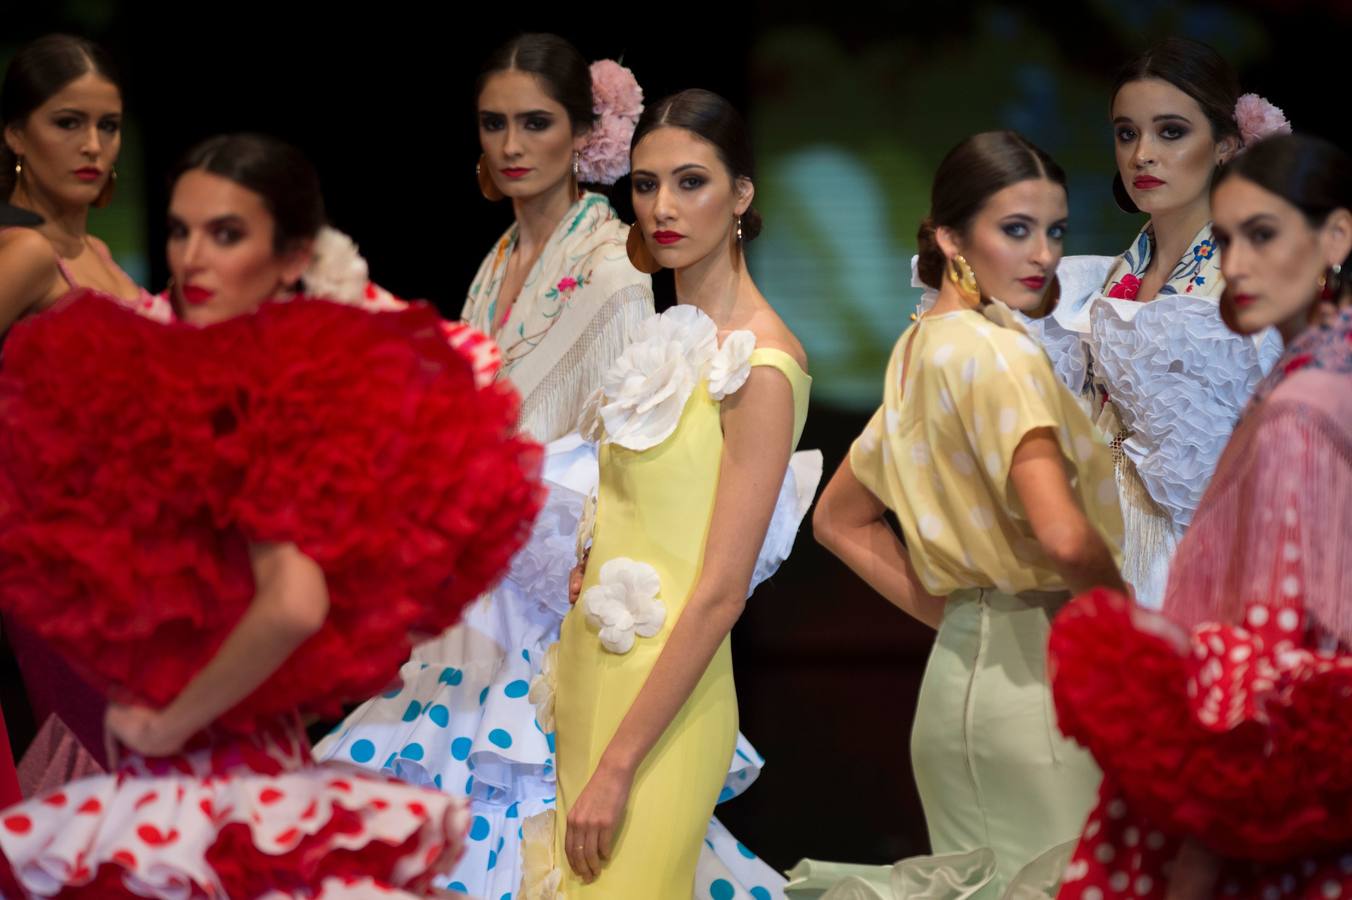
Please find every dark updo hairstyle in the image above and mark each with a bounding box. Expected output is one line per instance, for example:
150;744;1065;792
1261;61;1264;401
630;88;762;242
1;34;122;199
477;33;596;136
916;130;1067;290
172;133;325;254
1111;38;1241;213
1215;133;1352;297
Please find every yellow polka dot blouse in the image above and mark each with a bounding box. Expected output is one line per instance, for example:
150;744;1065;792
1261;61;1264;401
850;304;1124;596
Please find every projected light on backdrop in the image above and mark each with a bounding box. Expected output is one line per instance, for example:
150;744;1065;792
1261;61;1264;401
747;3;1266;411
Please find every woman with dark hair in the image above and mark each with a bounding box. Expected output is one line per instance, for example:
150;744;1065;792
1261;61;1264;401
0;32;173;800
801;131;1125;899
0;34;168;325
514;88;815;897
1024;38;1286;610
0;132;542;898
316;37;795;900
1052;133;1352;899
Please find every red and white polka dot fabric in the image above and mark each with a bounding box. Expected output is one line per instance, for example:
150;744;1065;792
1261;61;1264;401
1052;501;1352;898
0;717;469;898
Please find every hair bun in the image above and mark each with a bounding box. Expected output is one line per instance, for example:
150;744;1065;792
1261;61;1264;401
915;216;945;289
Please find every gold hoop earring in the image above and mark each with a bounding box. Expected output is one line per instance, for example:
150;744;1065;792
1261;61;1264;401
626;225;661;274
92;167;117;209
947;254;981;305
477;154;504;201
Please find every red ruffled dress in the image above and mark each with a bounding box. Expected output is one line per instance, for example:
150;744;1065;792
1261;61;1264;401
1052;311;1352;899
0;289;542;898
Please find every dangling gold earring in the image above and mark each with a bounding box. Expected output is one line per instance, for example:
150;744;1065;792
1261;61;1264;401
736;216;743;243
947;254;982;305
92;167;117;208
626;225;661;274
477;154;504;201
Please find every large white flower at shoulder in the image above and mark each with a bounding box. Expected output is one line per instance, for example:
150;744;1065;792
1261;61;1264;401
581;557;666;654
707;329;756;400
598;306;717;451
303;226;370;303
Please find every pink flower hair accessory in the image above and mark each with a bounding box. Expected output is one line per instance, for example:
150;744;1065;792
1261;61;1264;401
1234;93;1292;148
577;59;643;185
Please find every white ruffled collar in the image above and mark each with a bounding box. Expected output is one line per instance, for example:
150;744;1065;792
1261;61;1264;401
578;305;756;451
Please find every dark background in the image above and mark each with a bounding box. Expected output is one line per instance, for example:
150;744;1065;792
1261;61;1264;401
3;0;1351;874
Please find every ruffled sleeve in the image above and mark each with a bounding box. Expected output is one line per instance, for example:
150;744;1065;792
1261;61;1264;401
1013;255;1116;397
1087;294;1278;530
0;292;543;729
219;299;543;723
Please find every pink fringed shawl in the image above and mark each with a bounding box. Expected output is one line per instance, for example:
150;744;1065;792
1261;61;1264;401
1163;311;1352;645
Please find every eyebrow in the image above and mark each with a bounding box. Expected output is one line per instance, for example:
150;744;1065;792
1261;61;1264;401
1239;213;1280;228
630;163;712;179
478;109;554;118
1113;113;1193;125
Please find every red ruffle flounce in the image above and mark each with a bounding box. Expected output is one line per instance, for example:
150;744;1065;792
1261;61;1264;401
0;290;542;729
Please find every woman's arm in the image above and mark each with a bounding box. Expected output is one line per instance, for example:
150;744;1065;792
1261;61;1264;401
0;229;59;330
562;366;793;882
812;458;945;629
105;541;330;756
1010;428;1125;595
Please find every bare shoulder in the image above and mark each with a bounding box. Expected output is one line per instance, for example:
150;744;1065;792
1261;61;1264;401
743;306;808;373
0;227;59;284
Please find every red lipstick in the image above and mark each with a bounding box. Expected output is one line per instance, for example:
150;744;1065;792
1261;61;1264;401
653;231;684;245
1133;175;1166;190
181;285;214;306
501;167;531;179
1019;276;1047;291
74;167;101;182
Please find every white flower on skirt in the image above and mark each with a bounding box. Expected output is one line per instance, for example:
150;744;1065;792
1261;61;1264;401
581;557;666;654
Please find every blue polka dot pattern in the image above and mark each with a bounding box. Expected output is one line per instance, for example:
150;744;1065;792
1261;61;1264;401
522;649;531;662
479;687;490;705
488;850;498;870
434;774;443;789
439;667;464;686
710;878;735;900
402;701;422;722
469;816;490;841
382;752;396;769
451;737;473;761
504;679;530;699
718;786;734;803
506;802;520;819
428;704;450;728
449;882;468;893
736;841;756;859
546;732;556;753
466;775;475;794
751;888;773;900
488;729;513;749
400;743;425;762
349;739;375;764
381;685;402;699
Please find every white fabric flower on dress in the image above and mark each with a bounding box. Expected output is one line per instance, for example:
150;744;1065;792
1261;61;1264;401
519;809;562;899
599;306;717;451
707;329;756;399
581;557;666;654
303;226;369;303
528;643;558;733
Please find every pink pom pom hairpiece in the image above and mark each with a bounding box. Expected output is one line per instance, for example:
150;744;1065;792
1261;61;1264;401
578;59;644;185
1234;93;1292;148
